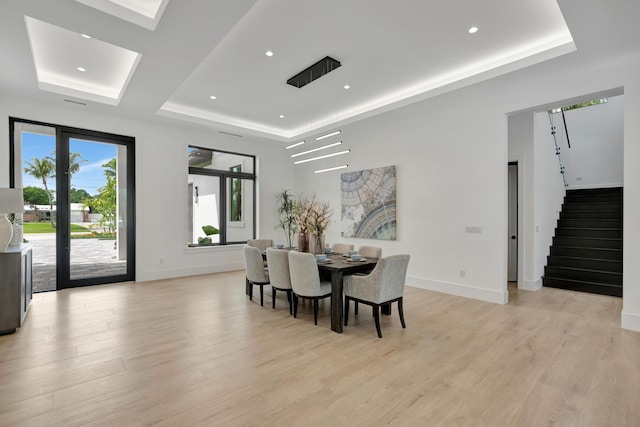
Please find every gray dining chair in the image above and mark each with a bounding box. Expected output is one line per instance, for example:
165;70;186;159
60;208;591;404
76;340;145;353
247;239;274;251
358;245;382;258
288;251;332;325
266;248;293;314
343;254;410;338
243;246;270;306
332;243;354;254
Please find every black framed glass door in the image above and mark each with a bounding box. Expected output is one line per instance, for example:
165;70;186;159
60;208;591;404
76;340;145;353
56;128;135;288
10;118;135;290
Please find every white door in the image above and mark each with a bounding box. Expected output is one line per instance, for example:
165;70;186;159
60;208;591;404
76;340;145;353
508;163;518;282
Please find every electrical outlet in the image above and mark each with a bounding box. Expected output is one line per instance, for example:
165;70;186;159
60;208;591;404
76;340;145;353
159;258;164;265
460;269;466;277
465;226;483;234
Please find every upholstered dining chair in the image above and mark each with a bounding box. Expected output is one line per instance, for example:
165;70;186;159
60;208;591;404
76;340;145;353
332;243;354;254
243;246;270;306
266;248;293;314
343;254;410;338
288;251;332;325
247;239;274;251
358;245;382;258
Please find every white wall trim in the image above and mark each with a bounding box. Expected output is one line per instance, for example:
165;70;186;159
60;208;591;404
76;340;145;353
138;263;245;282
621;310;640;332
521;278;542;291
407;276;508;304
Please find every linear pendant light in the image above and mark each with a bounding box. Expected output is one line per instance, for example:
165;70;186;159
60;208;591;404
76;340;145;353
291;141;342;158
315;130;341;140
315;164;348;174
294;149;350;164
286;141;305;149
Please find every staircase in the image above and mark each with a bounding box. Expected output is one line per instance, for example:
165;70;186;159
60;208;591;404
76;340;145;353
542;187;623;297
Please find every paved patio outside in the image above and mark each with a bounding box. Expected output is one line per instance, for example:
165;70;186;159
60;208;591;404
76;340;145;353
27;233;127;292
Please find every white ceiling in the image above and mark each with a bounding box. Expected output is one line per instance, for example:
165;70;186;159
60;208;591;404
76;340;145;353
0;0;638;142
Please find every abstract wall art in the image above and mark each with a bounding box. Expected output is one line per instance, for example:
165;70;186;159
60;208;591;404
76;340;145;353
341;165;396;240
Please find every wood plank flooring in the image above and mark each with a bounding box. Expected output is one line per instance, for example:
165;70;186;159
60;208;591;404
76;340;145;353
1;272;639;426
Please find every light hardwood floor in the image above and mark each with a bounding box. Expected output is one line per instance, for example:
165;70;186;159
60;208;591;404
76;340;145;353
1;272;639;426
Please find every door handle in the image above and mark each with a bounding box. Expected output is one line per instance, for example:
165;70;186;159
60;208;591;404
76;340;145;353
511;236;516;240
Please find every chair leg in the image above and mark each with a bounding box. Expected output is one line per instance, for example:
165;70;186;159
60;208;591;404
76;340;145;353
260;285;264;306
344;296;350;326
398;297;406;328
272;288;277;309
287;290;293;315
293;295;299;318
355;301;359;316
373;304;382;338
313;298;318;325
248;281;253;301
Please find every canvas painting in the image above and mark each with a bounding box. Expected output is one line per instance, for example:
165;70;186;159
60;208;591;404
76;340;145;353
341;165;396;240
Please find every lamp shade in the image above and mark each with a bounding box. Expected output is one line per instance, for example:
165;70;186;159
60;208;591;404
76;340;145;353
0;188;24;213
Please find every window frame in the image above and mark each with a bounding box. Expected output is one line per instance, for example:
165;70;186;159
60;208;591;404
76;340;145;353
188;145;256;246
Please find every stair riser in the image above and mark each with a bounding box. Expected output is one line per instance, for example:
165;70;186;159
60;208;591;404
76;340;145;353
565;195;622;204
547;256;622;272
560;211;622;220
555;228;622;239
558;219;622;228
567;188;622;196
544;266;622;285
562;203;622;212
550;247;622;260
553;236;622;249
542;278;622;297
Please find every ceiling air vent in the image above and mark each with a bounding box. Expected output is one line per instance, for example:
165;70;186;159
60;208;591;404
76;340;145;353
287;56;341;88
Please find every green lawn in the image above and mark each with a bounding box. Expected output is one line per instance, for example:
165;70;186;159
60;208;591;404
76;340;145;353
23;223;90;234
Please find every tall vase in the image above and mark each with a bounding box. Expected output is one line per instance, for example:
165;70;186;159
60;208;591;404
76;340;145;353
297;231;309;252
309;234;325;255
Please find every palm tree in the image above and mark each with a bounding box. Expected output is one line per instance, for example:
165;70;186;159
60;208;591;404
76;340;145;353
24;156;55;226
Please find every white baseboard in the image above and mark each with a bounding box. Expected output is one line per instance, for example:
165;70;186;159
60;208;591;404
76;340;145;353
407;276;508;304
520;278;542;291
137;262;245;282
621;310;640;332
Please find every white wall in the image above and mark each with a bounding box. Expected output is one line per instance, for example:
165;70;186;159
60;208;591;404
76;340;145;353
533;111;566;284
292;48;640;329
0;95;294;282
557;95;624;189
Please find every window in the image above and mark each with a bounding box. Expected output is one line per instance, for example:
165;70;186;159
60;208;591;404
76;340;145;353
187;146;255;246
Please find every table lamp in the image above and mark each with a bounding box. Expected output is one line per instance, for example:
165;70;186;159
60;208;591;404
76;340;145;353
0;188;24;251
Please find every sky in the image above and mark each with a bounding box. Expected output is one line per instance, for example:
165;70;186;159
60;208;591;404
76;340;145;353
21;132;116;196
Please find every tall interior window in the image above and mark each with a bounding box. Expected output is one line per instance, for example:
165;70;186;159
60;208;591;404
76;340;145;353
188;147;255;246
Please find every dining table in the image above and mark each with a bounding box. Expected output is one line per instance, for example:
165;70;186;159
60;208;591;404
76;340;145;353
256;249;383;333
316;252;378;333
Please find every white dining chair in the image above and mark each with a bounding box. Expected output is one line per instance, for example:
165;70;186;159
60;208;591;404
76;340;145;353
288;251;332;325
266;248;293;314
243;246;270;306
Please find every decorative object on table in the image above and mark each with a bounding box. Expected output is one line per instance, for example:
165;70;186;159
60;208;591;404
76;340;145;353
0;188;24;252
341;165;396;240
274;189;298;248
197;224;219;244
294;193;333;254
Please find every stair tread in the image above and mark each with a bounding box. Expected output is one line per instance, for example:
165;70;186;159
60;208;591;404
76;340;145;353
546;265;622;275
549;255;622;263
552;246;621;251
542;276;622;288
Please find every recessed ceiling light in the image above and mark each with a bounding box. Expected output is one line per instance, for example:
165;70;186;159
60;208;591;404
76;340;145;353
279;115;285;118
77;67;86;72
209;95;217;100
266;51;274;57
81;34;91;39
468;26;478;34
344;85;350;89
